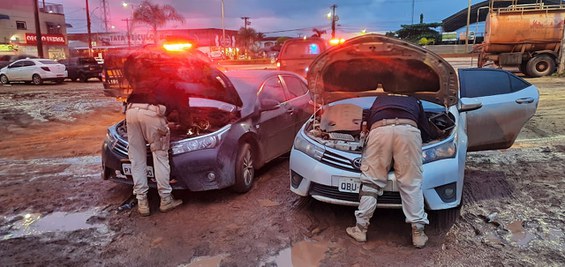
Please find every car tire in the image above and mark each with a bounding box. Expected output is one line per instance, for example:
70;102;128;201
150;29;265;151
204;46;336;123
526;54;556;77
79;73;88;82
430;205;461;231
32;74;43;85
231;143;255;193
0;74;9;84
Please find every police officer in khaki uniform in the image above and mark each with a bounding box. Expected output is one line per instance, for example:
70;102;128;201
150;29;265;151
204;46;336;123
123;48;188;216
346;94;439;248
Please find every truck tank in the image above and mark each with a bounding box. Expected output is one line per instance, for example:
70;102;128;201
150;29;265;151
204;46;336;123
483;6;565;53
477;1;565;77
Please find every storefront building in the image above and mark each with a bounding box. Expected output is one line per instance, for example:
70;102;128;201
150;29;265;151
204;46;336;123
0;1;69;59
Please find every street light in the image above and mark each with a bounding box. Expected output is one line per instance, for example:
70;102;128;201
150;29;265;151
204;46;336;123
122;2;135;48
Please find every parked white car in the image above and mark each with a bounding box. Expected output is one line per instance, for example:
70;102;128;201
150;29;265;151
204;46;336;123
289;34;539;226
0;58;67;85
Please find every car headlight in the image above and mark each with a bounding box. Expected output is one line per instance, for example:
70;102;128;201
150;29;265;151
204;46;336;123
422;137;457;164
293;130;324;160
171;125;231;155
106;129;117;145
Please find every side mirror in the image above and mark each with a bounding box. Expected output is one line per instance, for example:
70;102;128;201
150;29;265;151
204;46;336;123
260;98;280;111
459;98;482;112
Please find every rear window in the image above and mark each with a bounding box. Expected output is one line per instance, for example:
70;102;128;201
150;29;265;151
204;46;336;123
281;42;323;58
39;60;58;65
79;57;98;64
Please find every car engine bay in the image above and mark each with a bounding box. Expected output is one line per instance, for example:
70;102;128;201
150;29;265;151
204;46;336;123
305;103;455;152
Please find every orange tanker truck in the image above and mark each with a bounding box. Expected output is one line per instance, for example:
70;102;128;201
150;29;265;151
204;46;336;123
476;1;565;77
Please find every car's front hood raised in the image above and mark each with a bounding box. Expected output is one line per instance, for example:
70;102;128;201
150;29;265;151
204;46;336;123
307;34;458;106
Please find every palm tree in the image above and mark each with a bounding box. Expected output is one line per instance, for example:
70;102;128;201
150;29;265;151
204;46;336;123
131;0;185;44
237;27;257;56
311;28;326;38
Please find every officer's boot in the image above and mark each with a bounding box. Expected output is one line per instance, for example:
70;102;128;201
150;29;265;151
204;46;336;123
346;225;367;242
159;195;183;212
412;223;428;248
137;195;150;216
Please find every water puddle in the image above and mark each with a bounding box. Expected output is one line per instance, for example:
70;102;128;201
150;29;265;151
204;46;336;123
263;240;329;267
1;208;107;240
179;254;229;267
507;220;535;247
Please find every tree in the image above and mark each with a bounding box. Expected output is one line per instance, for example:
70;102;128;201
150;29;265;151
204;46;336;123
394;22;442;45
311;28;327;38
256;32;266;41
131;0;185;44
237;27;258;56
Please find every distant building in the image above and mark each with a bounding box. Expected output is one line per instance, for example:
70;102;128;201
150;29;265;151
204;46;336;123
0;1;70;59
67;28;238;59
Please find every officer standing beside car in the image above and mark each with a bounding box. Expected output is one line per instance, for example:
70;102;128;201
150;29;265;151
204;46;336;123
122;47;187;216
346;94;439;248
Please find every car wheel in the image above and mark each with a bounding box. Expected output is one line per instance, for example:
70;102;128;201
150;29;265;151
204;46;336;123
32;74;43;85
526;55;556;77
430;205;461;230
0;74;9;84
79;73;88;82
231;143;255;193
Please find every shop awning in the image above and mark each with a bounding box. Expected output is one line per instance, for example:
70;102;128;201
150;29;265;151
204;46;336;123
0;14;10;20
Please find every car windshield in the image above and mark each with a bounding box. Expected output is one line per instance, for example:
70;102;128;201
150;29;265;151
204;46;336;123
39;60;58;65
79;58;98;64
282;42;322;58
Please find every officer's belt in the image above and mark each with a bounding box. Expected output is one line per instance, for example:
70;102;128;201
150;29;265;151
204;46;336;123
371;118;417;130
127;103;165;113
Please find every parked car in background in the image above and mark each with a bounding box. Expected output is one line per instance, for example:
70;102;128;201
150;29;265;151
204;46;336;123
277;37;326;77
102;68;313;193
0;58;67;85
289;34;539;226
58;56;102;82
0;54;38;69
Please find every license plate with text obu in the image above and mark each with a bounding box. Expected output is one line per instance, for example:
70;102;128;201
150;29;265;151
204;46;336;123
121;163;154;178
338;177;360;193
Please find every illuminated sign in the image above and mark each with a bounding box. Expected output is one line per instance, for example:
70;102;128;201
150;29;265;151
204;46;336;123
25;33;66;45
0;44;16;52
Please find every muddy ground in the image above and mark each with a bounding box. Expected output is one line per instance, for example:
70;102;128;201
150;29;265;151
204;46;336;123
0;72;564;266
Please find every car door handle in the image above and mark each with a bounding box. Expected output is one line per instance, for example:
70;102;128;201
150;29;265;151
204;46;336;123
516;97;534;104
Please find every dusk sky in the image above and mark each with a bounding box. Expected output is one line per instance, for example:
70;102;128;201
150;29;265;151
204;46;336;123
56;0;475;37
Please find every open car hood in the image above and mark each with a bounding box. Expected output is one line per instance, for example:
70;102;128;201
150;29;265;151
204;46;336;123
306;34;458;106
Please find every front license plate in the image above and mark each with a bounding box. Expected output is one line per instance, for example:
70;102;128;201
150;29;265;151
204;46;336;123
121;163;154;178
338;177;360;193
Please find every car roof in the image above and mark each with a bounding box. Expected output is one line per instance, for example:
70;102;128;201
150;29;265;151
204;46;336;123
225;70;302;117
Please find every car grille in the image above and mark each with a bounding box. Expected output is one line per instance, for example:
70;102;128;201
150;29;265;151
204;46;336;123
112;138;129;156
309;183;401;205
320;150;360;173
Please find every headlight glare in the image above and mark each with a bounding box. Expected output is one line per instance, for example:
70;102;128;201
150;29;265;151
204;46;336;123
294;132;324;160
171;125;230;155
422;138;456;164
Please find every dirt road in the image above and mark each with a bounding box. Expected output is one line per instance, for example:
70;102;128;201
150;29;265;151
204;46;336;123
0;75;564;266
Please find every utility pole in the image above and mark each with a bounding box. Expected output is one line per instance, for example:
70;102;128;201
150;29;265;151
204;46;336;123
241;16;250;29
221;0;226;47
86;0;93;56
241;17;250;57
101;0;111;32
32;0;44;58
411;0;415;24
558;20;565;75
330;4;337;39
465;0;471;53
122;18;131;48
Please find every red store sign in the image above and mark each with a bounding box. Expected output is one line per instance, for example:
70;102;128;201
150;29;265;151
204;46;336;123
25;33;66;45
